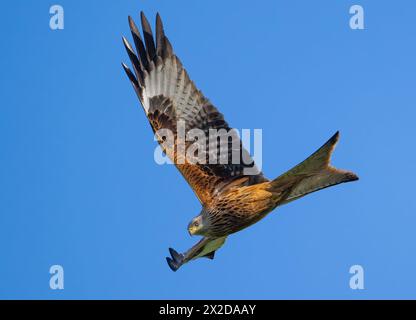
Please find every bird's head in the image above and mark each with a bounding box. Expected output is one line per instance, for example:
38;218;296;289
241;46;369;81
187;215;205;236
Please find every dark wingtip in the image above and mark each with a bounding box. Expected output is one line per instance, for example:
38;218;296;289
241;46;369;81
331;131;340;143
169;247;183;262
346;172;359;182
167;247;184;272
140;11;156;59
155;12;165;57
121;36;134;53
121;62;138;86
156;12;163;30
166;257;179;272
121;62;129;72
140;11;152;32
203;251;215;260
128;15;138;33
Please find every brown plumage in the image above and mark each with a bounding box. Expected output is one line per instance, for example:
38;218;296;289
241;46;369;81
122;12;359;271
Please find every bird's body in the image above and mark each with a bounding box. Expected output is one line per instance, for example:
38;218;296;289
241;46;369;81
201;180;292;238
122;12;359;271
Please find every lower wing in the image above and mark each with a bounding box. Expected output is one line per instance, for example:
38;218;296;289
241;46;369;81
166;237;227;271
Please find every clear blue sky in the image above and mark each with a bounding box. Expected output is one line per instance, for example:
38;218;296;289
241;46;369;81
1;0;415;299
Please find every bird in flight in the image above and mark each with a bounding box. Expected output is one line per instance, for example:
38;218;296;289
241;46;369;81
122;12;358;271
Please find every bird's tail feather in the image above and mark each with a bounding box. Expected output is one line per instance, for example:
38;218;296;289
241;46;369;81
270;131;358;205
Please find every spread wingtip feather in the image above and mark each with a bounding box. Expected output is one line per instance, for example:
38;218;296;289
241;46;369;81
140;11;156;59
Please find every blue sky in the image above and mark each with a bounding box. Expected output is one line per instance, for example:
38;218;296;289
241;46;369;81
1;0;415;299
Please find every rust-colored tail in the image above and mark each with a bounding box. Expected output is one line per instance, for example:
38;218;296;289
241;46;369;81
270;131;358;205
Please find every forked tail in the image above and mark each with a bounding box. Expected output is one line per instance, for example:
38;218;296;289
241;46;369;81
270;131;358;205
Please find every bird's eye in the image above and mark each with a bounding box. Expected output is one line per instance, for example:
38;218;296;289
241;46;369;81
194;221;199;227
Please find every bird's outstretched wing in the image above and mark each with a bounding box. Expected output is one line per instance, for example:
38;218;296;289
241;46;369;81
166;237;227;272
122;12;266;205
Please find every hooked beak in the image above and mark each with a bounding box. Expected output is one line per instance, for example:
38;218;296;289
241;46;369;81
187;223;194;236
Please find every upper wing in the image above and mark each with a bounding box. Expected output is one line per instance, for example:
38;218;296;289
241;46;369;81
122;12;266;205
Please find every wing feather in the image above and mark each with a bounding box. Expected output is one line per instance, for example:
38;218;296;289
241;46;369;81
166;237;227;271
122;12;267;204
140;12;156;60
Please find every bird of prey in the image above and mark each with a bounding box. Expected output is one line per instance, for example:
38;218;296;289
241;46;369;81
122;12;358;271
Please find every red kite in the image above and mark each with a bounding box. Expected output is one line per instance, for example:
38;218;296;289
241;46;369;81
122;12;358;271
